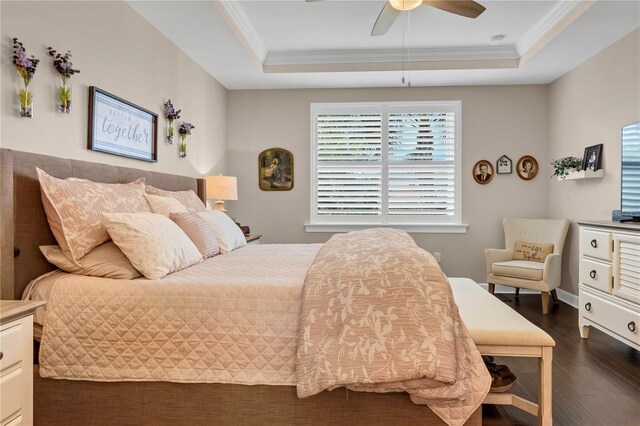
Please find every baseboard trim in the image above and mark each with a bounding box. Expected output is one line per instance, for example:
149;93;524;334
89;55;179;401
556;288;578;309
477;283;578;309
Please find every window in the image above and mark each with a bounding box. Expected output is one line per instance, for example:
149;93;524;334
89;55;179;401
307;101;465;233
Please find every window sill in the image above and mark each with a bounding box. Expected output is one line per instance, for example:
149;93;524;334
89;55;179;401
304;223;468;234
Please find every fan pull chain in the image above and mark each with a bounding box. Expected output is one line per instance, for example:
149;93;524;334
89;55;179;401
407;10;412;88
401;11;406;85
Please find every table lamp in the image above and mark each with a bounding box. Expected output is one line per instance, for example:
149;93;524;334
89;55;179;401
206;175;238;212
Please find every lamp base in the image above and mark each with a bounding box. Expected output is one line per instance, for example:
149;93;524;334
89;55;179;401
213;200;226;212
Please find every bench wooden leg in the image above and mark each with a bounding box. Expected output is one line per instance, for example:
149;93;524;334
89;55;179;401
541;292;550;314
488;283;495;294
538;346;553;426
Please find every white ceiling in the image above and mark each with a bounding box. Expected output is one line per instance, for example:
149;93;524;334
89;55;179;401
127;0;640;90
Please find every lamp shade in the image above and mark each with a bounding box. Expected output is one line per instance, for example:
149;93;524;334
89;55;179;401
206;175;238;201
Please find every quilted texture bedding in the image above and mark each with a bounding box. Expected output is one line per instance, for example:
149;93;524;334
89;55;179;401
38;244;321;384
296;229;490;426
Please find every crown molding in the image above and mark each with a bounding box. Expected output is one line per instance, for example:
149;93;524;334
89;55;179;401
516;0;596;64
265;46;518;66
211;0;267;64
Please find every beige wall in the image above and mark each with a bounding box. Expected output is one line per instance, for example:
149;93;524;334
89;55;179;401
0;1;227;177
227;86;549;282
548;29;640;295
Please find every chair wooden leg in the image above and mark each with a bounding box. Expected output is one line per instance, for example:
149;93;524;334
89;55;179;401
541;292;550;314
488;283;495;294
515;288;520;298
550;289;559;304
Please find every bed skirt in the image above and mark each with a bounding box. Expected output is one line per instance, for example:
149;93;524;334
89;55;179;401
34;366;481;426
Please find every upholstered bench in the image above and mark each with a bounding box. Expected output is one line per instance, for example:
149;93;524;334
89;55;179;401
449;278;555;426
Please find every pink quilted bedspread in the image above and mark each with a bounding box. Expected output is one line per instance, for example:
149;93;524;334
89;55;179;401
296;229;490;426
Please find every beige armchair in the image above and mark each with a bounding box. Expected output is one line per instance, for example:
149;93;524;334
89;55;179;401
485;217;570;314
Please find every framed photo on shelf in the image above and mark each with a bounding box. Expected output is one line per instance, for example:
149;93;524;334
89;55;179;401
258;147;294;191
582;144;603;171
516;155;539;180
496;155;512;174
473;160;494;184
88;86;158;162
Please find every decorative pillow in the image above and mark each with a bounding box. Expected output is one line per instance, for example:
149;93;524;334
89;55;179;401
197;210;247;253
145;185;206;213
513;241;554;263
144;194;188;217
170;213;220;258
37;168;150;264
102;212;203;280
40;242;142;280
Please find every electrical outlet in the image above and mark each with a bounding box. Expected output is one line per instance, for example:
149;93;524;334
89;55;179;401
433;252;441;263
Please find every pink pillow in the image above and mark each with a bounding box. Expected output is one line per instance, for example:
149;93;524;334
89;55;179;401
169;213;220;258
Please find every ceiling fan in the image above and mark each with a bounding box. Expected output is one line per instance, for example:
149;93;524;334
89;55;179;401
307;0;486;36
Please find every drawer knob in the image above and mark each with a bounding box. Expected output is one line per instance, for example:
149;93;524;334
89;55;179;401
585;302;592;312
589;270;597;279
629;322;637;333
590;239;598;248
0;351;3;360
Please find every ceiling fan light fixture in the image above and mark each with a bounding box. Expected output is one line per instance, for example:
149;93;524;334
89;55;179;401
389;0;422;12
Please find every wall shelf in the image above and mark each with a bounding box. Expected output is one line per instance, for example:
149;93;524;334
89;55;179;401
559;170;604;181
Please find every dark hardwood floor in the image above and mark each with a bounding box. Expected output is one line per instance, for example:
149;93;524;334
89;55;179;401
481;294;640;426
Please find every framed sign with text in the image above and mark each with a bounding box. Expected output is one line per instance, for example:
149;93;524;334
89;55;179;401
88;86;158;162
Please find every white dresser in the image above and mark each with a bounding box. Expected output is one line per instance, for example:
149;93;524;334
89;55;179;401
0;300;46;426
577;221;640;350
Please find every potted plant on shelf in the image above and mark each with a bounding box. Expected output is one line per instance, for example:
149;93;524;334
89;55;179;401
550;156;582;180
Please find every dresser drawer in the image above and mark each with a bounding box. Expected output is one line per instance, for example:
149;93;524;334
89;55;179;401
580;229;612;261
580;258;612;293
0;368;23;424
580;290;640;346
0;324;23;373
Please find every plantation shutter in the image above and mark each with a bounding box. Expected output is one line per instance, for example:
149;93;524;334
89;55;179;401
311;102;461;226
621;122;640;213
388;112;456;216
316;113;382;216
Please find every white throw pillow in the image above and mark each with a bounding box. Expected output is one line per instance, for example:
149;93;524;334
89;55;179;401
102;212;203;279
197;211;247;253
144;194;188;217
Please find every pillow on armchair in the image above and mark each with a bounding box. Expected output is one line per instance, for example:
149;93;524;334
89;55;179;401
512;241;554;263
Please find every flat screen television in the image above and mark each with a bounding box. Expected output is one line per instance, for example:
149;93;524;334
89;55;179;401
620;121;640;222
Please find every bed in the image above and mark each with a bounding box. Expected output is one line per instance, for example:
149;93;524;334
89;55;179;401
1;149;486;425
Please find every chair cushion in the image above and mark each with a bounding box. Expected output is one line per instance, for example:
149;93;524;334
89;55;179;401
492;260;544;281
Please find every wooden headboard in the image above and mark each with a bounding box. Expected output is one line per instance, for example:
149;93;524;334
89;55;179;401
0;149;206;300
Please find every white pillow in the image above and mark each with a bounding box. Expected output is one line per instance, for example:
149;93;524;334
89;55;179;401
197;211;247;253
102;212;203;279
144;194;188;217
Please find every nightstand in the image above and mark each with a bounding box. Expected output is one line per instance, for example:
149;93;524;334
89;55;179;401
246;234;262;244
1;300;46;426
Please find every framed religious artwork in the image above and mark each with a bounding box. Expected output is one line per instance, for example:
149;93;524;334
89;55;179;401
473;160;494;184
516;155;539;180
258;148;294;191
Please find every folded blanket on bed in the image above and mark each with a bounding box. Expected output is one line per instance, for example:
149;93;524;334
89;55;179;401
295;229;490;426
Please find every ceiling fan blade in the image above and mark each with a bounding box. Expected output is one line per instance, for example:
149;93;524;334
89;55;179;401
372;2;401;37
422;0;486;18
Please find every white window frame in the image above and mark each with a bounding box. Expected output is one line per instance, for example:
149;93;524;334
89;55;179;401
306;101;467;234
